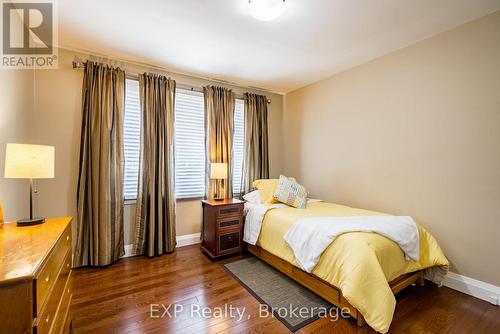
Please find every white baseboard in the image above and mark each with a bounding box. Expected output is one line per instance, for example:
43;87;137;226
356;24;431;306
122;232;201;258
443;272;499;306
124;244;135;258
176;232;202;248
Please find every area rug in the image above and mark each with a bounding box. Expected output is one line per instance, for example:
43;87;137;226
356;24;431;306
223;256;335;331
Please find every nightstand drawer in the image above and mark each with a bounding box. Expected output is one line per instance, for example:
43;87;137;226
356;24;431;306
218;231;240;254
216;204;242;218
218;216;242;230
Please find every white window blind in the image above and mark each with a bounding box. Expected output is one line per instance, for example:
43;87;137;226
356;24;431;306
174;89;206;199
232;99;245;195
123;79;141;200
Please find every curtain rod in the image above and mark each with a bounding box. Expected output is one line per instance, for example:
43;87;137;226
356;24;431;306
72;59;140;81
72;58;272;104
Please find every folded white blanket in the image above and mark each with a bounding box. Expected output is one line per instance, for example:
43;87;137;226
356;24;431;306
284;215;420;272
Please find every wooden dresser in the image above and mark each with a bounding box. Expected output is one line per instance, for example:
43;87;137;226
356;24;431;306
0;217;73;334
201;199;244;259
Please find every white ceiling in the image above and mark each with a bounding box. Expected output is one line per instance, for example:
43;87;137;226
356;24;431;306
58;0;500;93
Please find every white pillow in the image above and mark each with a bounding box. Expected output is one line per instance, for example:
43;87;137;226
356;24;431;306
243;190;262;204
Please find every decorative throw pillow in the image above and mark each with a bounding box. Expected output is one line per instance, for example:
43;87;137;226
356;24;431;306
273;175;308;209
252;179;280;204
242;190;262;204
252;177;297;205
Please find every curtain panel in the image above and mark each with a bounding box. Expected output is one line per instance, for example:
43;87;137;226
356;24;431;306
203;85;235;199
75;61;125;267
242;93;269;193
133;73;177;257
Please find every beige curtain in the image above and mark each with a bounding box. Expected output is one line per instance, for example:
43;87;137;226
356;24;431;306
242;93;269;193
75;61;125;267
133;73;176;257
204;86;235;199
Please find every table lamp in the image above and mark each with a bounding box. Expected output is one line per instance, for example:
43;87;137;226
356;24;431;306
210;162;227;201
4;143;55;226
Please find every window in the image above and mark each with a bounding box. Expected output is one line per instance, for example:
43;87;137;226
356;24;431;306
124;85;246;200
232;99;245;195
123;79;141;200
174;89;206;199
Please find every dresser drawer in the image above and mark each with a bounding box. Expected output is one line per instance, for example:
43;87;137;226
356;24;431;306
48;272;72;334
35;249;71;334
35;225;71;315
217;216;242;230
216;204;242;218
0;217;73;334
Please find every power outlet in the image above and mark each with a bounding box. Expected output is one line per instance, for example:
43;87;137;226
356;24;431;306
490;295;499;306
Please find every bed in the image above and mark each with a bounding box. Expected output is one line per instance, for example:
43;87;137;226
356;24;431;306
243;200;449;333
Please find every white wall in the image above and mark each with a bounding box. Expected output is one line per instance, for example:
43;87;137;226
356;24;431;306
0;69;36;221
284;11;500;286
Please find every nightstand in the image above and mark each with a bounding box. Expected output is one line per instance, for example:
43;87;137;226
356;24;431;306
201;198;245;259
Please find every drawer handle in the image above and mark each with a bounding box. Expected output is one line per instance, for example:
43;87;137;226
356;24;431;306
66;235;70;241
45;314;50;323
45;275;50;283
67;262;70;268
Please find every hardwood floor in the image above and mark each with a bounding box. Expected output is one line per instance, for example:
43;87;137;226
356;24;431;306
71;245;499;334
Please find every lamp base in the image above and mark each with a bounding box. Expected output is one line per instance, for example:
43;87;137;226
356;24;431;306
214;197;224;201
17;217;45;226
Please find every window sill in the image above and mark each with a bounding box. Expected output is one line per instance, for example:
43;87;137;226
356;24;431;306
176;196;204;202
124;197;204;205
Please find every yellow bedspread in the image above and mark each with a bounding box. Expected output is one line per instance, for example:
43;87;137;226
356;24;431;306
256;201;449;333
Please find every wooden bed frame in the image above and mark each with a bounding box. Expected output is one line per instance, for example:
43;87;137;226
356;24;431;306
246;243;425;327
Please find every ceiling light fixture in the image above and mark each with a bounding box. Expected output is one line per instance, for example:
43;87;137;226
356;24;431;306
248;0;286;21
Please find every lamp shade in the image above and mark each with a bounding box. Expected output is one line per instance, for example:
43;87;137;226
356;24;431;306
4;143;55;179
210;162;227;179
